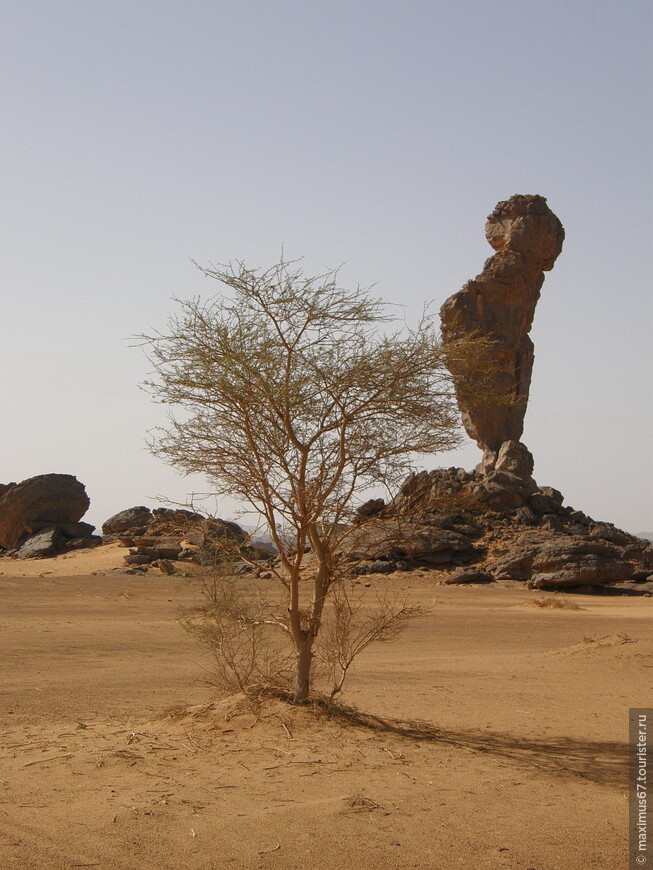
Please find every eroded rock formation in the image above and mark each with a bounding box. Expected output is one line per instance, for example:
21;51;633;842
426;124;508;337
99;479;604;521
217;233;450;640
346;198;649;593
350;468;653;591
440;194;564;473
101;506;268;572
0;474;93;553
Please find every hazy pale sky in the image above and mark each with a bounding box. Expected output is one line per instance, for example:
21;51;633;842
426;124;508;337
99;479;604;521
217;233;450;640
2;0;651;533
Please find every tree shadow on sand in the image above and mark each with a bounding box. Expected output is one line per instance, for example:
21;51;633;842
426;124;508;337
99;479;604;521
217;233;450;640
314;699;627;787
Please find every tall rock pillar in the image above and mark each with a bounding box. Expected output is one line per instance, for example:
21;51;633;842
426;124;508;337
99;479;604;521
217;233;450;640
440;194;564;475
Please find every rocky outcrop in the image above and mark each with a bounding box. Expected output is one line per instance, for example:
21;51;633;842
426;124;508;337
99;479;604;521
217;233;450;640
102;506;154;535
486;530;635;588
440;194;564;473
15;523;100;559
342;197;647;594
0;474;93;553
102;506;265;571
350;466;651;592
346;512;483;573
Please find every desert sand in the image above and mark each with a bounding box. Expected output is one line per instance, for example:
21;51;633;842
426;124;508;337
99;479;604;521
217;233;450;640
1;545;650;869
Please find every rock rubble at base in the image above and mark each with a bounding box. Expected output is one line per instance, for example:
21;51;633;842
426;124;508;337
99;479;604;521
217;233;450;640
350;466;652;592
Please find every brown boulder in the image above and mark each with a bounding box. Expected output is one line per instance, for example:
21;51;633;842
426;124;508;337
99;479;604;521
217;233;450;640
440;194;564;464
0;474;90;550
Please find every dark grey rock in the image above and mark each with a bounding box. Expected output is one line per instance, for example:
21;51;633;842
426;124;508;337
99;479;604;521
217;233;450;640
566;523;591;536
155;545;183;560
539;486;564;505
124;553;155;565
487;546;539;580
17;527;64;559
540;514;564;533
429;513;484;539
65;535;102;550
451;522;485;539
530;490;564;515
59;521;96;539
102;507;153;535
529;556;633;589
443;568;494;584
623;541;651;561
354;560;396;575
486;532;632;586
354;498;386;523
532;536;621;567
632;570;650;582
359;521;481;567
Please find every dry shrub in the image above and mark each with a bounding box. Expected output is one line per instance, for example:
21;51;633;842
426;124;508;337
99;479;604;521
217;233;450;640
342;794;385;813
316;585;423;699
525;596;582;610
181;571;294;698
582;633;635;645
141;256;489;702
182;566;422;703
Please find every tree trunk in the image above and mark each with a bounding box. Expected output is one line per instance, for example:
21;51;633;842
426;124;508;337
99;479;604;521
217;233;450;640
293;638;313;703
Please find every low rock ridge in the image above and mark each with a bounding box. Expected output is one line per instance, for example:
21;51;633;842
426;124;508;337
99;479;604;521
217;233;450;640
351;465;652;592
102;506;271;574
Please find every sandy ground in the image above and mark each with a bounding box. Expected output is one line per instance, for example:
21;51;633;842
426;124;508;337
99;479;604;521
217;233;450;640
1;545;651;869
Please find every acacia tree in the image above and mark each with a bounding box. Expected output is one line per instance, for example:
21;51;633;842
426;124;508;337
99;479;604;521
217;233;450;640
141;258;472;703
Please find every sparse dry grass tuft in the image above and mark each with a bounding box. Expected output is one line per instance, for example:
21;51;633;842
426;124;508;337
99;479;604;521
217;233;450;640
343;794;385;813
524;595;582;610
